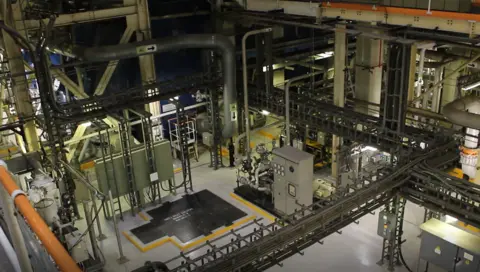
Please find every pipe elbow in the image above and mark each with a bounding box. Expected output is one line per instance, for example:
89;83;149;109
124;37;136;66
443;96;480;130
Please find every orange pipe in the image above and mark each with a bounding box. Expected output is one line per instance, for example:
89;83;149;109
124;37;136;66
0;166;81;272
321;2;480;22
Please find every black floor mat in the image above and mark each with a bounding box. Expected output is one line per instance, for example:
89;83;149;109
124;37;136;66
130;189;247;244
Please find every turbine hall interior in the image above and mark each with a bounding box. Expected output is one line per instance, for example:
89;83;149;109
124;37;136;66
1;0;480;271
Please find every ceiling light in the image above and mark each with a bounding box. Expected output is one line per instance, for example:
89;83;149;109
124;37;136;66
361;146;378;152
314;51;334;60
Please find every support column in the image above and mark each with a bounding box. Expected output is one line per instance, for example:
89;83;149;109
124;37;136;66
126;0;158;115
354;35;383;116
441;60;463;113
332;25;345;182
1;3;39;151
431;67;443;113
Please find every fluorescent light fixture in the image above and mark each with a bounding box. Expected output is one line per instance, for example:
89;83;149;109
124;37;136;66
462;81;480;91
361;146;378;152
314;51;334;60
262;64;282;72
83;121;92;127
260;110;270;116
169;96;180;102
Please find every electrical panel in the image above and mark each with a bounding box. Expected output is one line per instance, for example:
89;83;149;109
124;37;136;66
377;210;397;239
419;219;480;272
419;231;459;270
456;248;480;272
272;145;313;216
95;140;174;201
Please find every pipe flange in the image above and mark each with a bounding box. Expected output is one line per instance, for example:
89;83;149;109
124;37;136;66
11;189;26;200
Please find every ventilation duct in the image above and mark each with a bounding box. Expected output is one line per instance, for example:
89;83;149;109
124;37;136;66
74;34;237;138
443;95;480;130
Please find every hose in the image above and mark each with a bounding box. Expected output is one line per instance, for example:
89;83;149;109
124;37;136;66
396;198;414;272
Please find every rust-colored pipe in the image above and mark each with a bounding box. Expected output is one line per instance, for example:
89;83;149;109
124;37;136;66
0;166;81;272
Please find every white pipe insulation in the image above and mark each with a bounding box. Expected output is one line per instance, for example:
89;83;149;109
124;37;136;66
443;96;480;179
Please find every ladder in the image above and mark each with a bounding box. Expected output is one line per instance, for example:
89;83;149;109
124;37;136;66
207;88;223;170
174;101;193;192
118;112;141;213
97;127;124;220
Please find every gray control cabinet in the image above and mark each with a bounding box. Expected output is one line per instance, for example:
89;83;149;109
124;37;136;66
419;231;458;271
457;248;480;272
272;146;313;216
377;210;397;239
419;219;480;272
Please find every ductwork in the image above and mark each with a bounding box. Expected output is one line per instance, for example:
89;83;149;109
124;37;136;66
74;34;237;138
443;95;480;129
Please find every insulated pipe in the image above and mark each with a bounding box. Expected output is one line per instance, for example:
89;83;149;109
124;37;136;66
0;224;21;272
242;28;273;155
443;95;480;130
75;34;237;138
0;163;33;272
0;164;81;272
285;71;323;144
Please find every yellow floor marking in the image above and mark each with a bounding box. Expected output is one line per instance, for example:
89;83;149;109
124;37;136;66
457;222;480;233
124;215;256;252
257;130;276;140
180;215;256;251
142;237;172;252
230;192;275;222
138;212;149;221
80;160;95;170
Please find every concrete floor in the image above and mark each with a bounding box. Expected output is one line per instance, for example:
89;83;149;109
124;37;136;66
73;124;449;272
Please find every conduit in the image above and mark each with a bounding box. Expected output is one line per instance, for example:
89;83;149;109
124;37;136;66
443;95;480;130
0;164;81;272
74;34;237;138
242;28;273;155
285;71;323;144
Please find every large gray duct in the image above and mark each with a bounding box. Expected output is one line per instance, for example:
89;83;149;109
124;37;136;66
443;95;480;130
74;34;236;138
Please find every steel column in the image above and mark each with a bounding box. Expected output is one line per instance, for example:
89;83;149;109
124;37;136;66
332;24;346;182
1;4;39;152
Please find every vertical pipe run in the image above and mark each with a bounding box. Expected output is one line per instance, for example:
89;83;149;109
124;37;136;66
82;201;98;259
90;191;106;241
415;48;427;108
285;71;323;144
108;190;128;264
0;181;32;272
0;212;21;272
242;28;273;155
